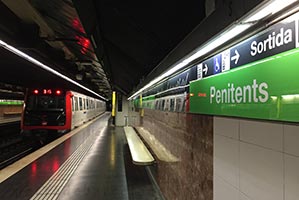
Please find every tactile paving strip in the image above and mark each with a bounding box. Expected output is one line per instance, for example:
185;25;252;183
30;126;106;200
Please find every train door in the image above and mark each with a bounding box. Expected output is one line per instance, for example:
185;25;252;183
71;96;79;128
79;97;84;124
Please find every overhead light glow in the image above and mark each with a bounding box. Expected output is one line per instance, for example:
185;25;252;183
0;40;107;101
128;0;298;100
244;0;297;23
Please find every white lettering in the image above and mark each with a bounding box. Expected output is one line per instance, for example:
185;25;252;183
235;87;243;103
210;86;216;103
216;90;221;104
284;29;292;43
259;82;269;103
276;28;284;46
252;79;259;103
243;85;252;103
250;27;293;57
251;41;257;56
209;79;269;104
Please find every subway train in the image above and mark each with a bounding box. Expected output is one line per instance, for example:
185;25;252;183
134;66;197;113
21;88;106;134
141;90;189;113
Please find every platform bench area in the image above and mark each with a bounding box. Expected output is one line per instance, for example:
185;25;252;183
123;126;155;165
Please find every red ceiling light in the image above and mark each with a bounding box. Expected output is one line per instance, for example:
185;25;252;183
33;89;39;94
75;35;90;55
72;18;84;33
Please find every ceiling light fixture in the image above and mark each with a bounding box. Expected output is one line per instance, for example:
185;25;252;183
128;0;297;100
0;40;107;101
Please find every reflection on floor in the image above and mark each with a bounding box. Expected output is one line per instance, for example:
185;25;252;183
0;114;164;200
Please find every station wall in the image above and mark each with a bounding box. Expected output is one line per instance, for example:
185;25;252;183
142;109;213;200
0;105;22;117
130;1;299;199
140;108;299;200
214;116;299;200
115;95;129;126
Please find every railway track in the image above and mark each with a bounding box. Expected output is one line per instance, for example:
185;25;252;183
0;121;58;169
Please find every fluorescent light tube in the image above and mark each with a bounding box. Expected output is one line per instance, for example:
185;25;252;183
128;0;298;100
0;40;107;101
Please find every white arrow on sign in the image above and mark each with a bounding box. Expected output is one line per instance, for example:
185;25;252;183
231;49;240;64
203;64;208;75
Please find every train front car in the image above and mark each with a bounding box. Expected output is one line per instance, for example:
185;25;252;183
21;88;72;135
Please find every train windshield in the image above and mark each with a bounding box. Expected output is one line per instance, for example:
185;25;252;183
26;95;65;111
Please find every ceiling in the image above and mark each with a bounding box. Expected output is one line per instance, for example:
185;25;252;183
0;0;207;99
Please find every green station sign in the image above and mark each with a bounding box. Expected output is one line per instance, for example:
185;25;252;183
190;15;299;122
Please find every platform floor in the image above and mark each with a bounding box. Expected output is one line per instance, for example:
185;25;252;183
0;113;163;200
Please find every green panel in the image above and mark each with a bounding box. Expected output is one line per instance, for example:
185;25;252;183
190;48;299;122
142;95;155;109
0;102;23;105
133;98;140;108
142;95;155;102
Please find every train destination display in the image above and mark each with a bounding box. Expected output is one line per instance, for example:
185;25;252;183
190;13;299;122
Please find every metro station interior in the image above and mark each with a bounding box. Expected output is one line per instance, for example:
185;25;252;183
0;0;299;200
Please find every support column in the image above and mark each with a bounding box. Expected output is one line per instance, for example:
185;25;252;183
111;91;116;125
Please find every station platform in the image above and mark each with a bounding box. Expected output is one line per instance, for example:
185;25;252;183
0;116;20;125
0;112;163;200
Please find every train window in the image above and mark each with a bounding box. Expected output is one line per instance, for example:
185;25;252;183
182;98;186;113
79;97;83;110
26;95;65;111
71;97;74;111
74;97;78;111
86;99;89;110
176;98;182;112
165;99;169;111
170;98;175;112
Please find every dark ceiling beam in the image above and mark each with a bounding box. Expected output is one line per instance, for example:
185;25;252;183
72;0;113;90
103;39;146;93
71;0;97;35
0;2;23;44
